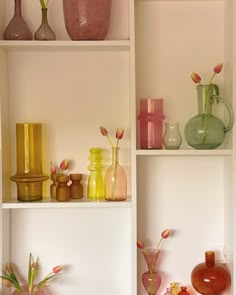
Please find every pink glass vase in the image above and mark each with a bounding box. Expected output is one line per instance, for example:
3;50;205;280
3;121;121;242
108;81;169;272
62;0;112;40
138;98;165;149
11;286;46;295
4;0;33;40
142;249;162;295
104;147;127;201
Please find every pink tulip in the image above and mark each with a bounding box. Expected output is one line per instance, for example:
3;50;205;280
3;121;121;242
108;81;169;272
137;240;145;249
50;164;57;174
2;279;12;287
60;159;69;170
5;263;11;274
161;229;170;239
100;126;108;136
214;63;223;74
191;72;202;84
116;128;124;140
53;265;62;274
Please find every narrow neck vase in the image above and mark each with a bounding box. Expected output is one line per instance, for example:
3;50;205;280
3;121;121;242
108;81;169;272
34;8;56;40
141;249;162;295
4;0;33;40
104;147;127;201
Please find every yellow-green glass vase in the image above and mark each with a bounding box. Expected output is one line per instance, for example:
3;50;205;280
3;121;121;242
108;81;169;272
10;123;49;201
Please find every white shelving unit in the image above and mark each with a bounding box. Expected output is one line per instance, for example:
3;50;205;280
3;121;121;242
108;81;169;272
0;0;235;294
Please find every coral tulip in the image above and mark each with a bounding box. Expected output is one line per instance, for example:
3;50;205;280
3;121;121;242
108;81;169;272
50;164;57;174
100;126;108;136
2;278;12;287
161;228;170;239
214;63;223;74
116;128;124;140
53;266;62;274
137;240;146;249
59;159;69;171
191;72;202;84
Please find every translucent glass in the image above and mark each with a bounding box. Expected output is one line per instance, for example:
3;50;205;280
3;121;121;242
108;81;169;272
87;148;104;200
69;173;83;199
4;0;33;40
56;175;70;202
163;122;182;150
104;147;127;201
191;251;231;295
10;123;48;201
62;0;112;40
141;249;161;295
34;8;56;41
184;85;234;149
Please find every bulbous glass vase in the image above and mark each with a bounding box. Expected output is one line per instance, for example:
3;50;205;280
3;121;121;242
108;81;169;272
191;251;231;295
34;8;56;40
184;84;234;149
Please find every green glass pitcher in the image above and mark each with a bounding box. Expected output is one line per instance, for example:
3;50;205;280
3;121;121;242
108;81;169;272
184;84;234;149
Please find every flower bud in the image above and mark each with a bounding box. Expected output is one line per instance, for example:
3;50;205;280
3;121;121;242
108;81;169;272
191;72;202;84
53;265;62;274
60;159;69;170
50;164;57;174
137;240;145;249
161;229;170;239
214;63;223;74
116;128;124;140
2;279;12;287
100;126;108;136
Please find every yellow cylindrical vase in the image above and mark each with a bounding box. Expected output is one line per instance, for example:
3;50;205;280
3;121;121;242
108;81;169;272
11;123;49;201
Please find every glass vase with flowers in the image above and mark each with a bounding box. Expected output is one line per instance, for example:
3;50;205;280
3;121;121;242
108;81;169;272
100;126;127;201
0;253;62;295
184;63;234;149
137;229;171;295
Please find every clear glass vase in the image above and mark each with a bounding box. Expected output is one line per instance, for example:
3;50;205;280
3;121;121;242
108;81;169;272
142;249;162;295
184;84;234;149
163;122;182;150
34;8;56;41
104;147;127;201
4;0;33;40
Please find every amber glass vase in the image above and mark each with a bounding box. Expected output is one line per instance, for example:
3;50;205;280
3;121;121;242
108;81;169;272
104;147;127;201
10;123;48;201
141;249;162;295
191;251;231;295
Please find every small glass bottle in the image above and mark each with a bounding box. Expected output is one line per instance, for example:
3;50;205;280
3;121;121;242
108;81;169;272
34;8;56;40
87;148;104;200
70;173;83;199
56;175;70;202
164;287;174;295
163;122;182;150
178;286;190;295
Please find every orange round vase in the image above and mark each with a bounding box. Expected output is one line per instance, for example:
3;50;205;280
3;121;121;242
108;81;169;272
191;251;231;295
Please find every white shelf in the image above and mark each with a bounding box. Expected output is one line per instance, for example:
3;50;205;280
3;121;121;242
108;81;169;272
0;40;130;52
136;149;233;156
2;198;132;209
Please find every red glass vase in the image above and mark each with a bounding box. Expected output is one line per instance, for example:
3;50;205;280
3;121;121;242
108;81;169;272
178;286;190;295
142;249;162;295
62;0;112;40
191;251;231;295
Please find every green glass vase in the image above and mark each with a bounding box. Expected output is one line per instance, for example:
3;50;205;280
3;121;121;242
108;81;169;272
184;84;234;149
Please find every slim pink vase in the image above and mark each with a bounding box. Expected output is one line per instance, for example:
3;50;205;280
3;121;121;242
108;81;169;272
142;249;162;295
62;0;112;40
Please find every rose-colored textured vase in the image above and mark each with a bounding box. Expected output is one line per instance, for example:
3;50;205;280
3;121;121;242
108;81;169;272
62;0;112;40
142;249;162;295
12;285;46;295
191;251;231;295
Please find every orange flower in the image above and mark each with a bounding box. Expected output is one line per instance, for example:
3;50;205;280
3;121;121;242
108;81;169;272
214;63;223;74
52;266;62;274
161;229;170;239
59;159;69;171
137;240;145;249
191;72;202;84
2;278;12;287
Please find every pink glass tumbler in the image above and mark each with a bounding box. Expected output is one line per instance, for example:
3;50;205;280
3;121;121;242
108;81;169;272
138;98;165;149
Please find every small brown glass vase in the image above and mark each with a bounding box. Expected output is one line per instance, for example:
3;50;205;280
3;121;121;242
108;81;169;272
191;251;231;295
56;174;70;202
69;173;83;199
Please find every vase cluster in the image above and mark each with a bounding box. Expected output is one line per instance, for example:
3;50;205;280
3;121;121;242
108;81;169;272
3;0;112;41
139;249;231;295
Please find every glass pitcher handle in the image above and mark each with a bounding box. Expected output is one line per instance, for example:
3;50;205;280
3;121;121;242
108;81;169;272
212;95;234;133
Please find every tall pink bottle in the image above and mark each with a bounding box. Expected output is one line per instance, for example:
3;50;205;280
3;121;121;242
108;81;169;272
138;98;165;149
